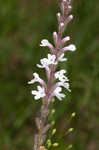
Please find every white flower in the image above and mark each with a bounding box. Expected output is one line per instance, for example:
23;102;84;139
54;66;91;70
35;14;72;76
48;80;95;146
31;86;46;100
40;39;51;47
37;54;57;68
54;87;65;100
58;53;67;62
47;54;57;65
37;58;49;68
40;39;54;52
62;44;76;52
55;69;69;82
28;73;42;84
58;82;71;92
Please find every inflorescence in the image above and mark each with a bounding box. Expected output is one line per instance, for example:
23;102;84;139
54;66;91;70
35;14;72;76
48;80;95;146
28;0;76;150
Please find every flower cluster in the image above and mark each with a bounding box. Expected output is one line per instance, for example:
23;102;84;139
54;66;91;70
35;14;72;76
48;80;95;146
28;0;76;102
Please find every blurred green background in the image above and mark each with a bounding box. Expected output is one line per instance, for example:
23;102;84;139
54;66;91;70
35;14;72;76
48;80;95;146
0;0;99;150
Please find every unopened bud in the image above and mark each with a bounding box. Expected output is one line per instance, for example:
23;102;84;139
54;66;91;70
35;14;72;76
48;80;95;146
59;22;64;33
68;5;72;11
46;139;51;148
65;14;73;25
53;32;58;46
57;13;61;23
69;14;73;20
60;22;64;28
57;12;61;17
62;36;70;45
68;128;74;132
51;109;55;115
67;144;73;149
52;98;55;103
51;121;55;126
52;128;56;135
40;120;42;124
53;143;59;147
71;112;76;118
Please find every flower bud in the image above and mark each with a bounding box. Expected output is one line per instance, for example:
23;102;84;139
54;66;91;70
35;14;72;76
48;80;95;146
59;22;64;33
68;128;74;132
71;112;76;118
40;120;42;124
62;36;70;45
52;143;59;147
68;5;72;12
52;128;56;135
69;14;73;20
52;98;55;103
51;121;55;126
51;109;55;115
57;13;61;23
46;139;52;148
65;14;73;25
67;144;73;149
53;32;58;46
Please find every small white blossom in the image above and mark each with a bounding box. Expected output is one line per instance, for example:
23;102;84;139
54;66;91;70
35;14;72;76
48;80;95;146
40;39;54;52
55;69;69;82
31;86;46;100
37;58;49;68
37;54;57;68
58;82;71;92
54;87;65;100
47;54;57;65
40;39;51;47
28;73;42;84
58;53;67;62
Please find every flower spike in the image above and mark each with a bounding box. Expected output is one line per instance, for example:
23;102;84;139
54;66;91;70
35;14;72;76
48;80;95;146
28;0;76;148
